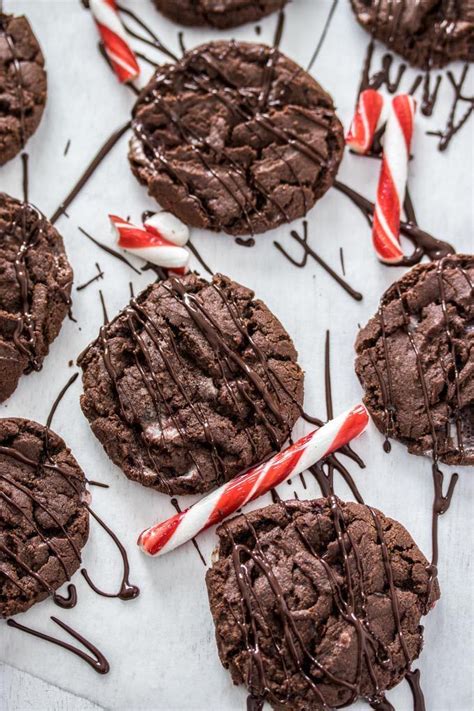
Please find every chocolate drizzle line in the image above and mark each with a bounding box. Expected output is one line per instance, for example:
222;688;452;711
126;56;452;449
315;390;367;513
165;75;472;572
46;373;79;430
81;506;140;601
78;226;141;275
7;617;110;674
274;221;363;300
306;0;339;71
76;263;104;291
116;3;179;63
50;122;131;225
170;498;206;566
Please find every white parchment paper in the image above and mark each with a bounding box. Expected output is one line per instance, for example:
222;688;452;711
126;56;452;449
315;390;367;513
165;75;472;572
0;1;472;709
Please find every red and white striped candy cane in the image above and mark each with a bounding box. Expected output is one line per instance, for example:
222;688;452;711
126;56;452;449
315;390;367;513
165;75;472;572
109;214;189;273
346;89;386;154
138;404;369;557
372;95;416;264
89;0;140;83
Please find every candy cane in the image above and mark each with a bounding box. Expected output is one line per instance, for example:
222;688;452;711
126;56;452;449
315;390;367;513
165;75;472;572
372;95;416;264
89;0;140;83
346;89;386;154
109;214;190;272
138;404;369;557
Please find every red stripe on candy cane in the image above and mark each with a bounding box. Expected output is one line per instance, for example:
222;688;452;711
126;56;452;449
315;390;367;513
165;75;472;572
346;89;385;154
89;0;140;84
372;95;416;265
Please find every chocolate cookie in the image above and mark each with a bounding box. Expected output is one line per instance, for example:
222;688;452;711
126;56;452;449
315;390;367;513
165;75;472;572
152;0;288;28
0;418;89;618
0;193;73;403
351;0;474;69
79;273;304;495
0;13;47;165
355;256;474;465
206;498;438;710
129;40;344;236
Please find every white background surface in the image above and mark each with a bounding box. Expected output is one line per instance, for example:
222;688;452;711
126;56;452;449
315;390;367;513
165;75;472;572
0;1;472;709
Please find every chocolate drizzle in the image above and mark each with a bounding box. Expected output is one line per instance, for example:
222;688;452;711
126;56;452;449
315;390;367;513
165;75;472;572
427;64;474;151
50;122;131;225
81;506;140;600
274;220;363;300
357;4;473;142
7;616;110;674
76;262;105;291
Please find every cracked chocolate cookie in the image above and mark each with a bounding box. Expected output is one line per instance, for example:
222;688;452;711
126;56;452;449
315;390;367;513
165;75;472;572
0;13;47;165
152;0;288;28
129;40;344;236
78;273;304;495
355;256;474;465
0;193;73;403
351;0;474;69
206;498;438;710
0;418;89;618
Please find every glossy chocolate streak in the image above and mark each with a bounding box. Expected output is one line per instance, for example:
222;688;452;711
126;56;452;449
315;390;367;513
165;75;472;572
46;373;79;430
81;507;140;600
50;122;131;224
274;221;363;300
406;668;426;711
7;617;110;674
116;3;179;62
333;181;455;264
306;0;339;72
76;263;104;291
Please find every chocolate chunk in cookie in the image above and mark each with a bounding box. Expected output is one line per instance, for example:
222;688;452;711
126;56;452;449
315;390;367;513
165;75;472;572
0;13;47;165
206;498;438;710
355;256;474;465
129;40;344;236
0;193;73;403
351;0;474;69
78;273;304;495
0;418;89;618
153;0;288;29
